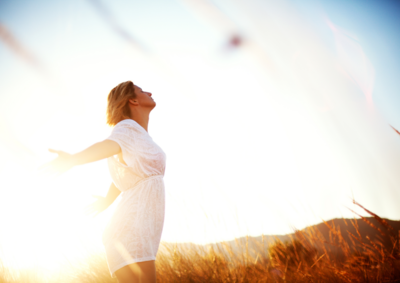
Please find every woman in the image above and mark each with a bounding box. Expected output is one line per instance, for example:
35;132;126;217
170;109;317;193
42;81;166;283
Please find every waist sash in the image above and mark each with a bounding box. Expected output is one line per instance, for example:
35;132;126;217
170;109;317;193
125;175;163;192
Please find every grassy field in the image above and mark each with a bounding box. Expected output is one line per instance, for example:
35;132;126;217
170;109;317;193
1;201;399;283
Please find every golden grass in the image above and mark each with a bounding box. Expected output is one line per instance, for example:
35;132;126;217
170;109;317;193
1;201;399;282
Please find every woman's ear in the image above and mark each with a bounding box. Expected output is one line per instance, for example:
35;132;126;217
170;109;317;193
128;98;139;106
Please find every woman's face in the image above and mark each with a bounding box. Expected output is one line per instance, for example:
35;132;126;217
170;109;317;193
133;85;156;109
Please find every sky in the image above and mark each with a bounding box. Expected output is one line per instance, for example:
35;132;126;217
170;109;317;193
1;0;400;270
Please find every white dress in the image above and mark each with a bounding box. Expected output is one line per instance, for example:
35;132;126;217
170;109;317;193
102;119;166;277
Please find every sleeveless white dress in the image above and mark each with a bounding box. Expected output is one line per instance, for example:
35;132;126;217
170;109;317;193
102;119;166;277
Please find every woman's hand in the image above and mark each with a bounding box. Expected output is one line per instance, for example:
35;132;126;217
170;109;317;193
40;140;121;177
39;149;75;176
85;195;111;217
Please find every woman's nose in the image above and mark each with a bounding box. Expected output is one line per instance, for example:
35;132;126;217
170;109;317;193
148;92;152;97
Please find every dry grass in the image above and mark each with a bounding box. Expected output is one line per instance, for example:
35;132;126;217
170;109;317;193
1;202;399;282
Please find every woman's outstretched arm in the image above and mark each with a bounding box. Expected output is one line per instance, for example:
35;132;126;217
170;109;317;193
41;139;121;175
72;139;121;166
85;182;121;217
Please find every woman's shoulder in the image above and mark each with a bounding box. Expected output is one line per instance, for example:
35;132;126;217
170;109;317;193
113;119;146;134
114;119;138;127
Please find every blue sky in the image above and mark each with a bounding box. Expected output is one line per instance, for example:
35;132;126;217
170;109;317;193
291;0;400;125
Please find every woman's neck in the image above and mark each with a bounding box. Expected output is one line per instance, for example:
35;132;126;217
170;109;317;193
130;112;150;132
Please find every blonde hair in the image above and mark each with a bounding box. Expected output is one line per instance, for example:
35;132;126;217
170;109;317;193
106;81;137;126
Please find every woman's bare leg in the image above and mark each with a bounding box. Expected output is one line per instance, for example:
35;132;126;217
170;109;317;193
114;260;156;283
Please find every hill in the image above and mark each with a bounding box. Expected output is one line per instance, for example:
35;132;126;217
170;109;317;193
161;217;400;259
